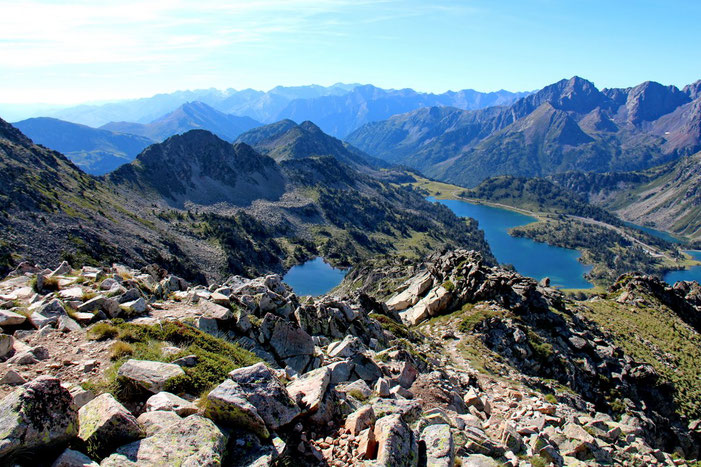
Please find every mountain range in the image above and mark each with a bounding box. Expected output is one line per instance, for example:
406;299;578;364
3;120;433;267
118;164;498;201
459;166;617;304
347;77;701;187
0;115;492;280
6;84;529;137
12;117;154;175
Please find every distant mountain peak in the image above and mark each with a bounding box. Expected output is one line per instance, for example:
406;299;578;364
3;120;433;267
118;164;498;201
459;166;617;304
626;81;690;125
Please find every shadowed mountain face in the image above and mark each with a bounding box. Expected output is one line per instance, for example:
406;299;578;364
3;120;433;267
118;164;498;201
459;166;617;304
347;76;701;187
12;117;154;175
236;120;386;169
0;117;493;281
101;101;261;143
109;131;285;208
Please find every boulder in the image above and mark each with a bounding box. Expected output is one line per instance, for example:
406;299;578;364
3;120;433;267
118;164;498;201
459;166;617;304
226;362;300;430
120;298;147;315
0;369;26;385
375;377;390;397
204;379;269;439
423;423;454;467
0;376;78;459
145;392;197;416
29;299;67;328
0;310;26;327
339;379;373;399
77;296;106;313
399;286;451;326
57;315;81;332
117;359;185;393
101;415;227;467
198;300;232;320
268;317;314;372
51;448;99;467
77;393;142;457
0;333;14;358
463;454;502;467
49;261;72;277
386;272;433;312
286;366;331;414
345;405;376;435
374;414;419;467
136;411;182;436
357;427;378;460
328;335;366;358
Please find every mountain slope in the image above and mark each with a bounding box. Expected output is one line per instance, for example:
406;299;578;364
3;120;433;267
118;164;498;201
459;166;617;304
0;117;493;281
12;117;154;175
101;102;261;142
347;76;701;187
552;151;701;239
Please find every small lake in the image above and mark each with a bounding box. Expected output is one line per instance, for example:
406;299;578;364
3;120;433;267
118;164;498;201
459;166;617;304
430;198;593;289
283;257;347;296
664;251;701;284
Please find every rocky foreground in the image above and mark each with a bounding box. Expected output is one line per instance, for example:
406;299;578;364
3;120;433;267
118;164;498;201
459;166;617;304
0;251;700;466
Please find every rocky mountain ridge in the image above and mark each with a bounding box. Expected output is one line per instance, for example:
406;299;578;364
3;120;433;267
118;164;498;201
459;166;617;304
0;250;699;465
347;76;701;187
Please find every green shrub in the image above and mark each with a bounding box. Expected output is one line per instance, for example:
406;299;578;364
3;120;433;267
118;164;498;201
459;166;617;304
544;393;557;404
458;306;500;333
441;280;455;292
348;389;368;401
109;341;134;360
87;322;119;341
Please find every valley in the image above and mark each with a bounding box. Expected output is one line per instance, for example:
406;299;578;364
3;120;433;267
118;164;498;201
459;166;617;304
409;175;698;288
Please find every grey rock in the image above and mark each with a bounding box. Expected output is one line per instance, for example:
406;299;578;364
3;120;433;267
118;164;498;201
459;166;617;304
0;333;14;358
0;369;26;385
136;411;182;436
77;296;106;313
374;414;419;467
287;366;331;414
101;415;227;467
117;359;185;393
77;393;142;457
51;448;99;467
29;298;67;328
227;362;301;430
0;310;26;327
49;261;72;277
204;378;269;439
0;376;78;459
423;423;454;467
145;392;198;416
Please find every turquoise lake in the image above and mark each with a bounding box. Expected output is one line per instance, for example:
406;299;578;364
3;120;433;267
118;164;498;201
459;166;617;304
430;197;593;289
664;250;701;284
283;257;347;296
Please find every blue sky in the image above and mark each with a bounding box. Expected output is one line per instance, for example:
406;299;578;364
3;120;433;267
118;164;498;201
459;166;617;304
0;0;699;104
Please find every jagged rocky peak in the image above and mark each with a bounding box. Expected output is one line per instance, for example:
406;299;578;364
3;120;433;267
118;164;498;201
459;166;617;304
625;80;691;124
521;76;608;114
